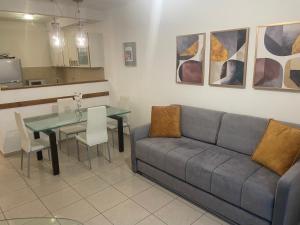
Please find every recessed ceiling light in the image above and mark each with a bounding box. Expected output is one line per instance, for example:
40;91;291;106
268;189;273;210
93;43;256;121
23;14;34;20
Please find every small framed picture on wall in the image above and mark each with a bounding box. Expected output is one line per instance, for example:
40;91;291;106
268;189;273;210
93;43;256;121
123;42;137;66
176;33;206;85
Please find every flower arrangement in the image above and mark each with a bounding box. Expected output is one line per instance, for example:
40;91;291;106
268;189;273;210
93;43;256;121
74;92;83;112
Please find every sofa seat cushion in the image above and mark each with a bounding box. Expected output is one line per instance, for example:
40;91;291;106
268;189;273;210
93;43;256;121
136;137;212;179
211;156;261;207
241;167;279;221
186;146;239;192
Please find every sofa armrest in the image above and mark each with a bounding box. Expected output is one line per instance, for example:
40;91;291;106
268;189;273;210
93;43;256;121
130;124;150;172
272;160;300;225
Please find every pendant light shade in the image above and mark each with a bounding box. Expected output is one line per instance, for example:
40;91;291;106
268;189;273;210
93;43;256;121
74;0;88;48
49;21;64;48
75;24;88;48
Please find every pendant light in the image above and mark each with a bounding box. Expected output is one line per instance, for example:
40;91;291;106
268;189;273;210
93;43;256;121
49;0;64;48
49;17;65;48
73;0;88;48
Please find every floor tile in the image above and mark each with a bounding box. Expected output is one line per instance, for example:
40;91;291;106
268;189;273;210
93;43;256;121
87;187;127;212
61;165;94;185
0;177;27;194
72;176;109;197
53;200;99;223
103;199;149;225
84;214;112;225
192;215;224;225
205;212;230;225
113;176;152;197
31;180;68;197
96;165;134;185
40;187;82;211
155;199;203;225
136;215;166;225
132;186;175;213
177;197;206;214
0;187;37;211
4;200;49;219
0;212;5;220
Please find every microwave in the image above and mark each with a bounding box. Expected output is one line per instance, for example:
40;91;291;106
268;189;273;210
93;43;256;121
26;79;46;86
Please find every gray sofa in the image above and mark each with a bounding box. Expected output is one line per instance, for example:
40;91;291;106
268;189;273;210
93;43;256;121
130;105;300;225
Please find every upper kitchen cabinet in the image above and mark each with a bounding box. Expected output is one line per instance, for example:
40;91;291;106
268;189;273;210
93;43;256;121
52;29;104;68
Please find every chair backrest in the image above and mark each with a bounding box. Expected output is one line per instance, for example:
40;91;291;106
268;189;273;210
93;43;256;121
14;112;31;152
86;106;108;145
57;98;76;114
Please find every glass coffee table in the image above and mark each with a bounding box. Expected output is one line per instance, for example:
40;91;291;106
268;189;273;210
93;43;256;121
0;218;82;225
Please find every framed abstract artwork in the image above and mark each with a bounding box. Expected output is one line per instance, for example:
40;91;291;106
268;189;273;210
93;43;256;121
176;33;206;85
253;22;300;91
209;28;249;88
123;42;137;66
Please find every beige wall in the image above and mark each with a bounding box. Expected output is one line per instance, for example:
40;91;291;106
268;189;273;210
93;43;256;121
57;67;105;83
0;20;52;67
103;0;300;125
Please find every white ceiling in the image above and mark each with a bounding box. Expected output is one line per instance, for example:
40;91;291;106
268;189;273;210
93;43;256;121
32;0;131;11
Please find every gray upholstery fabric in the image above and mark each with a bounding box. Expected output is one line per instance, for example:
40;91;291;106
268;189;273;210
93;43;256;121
135;137;190;170
211;156;261;206
272;160;300;225
217;113;268;155
137;160;270;225
130;124;150;172
136;137;212;180
241;167;279;221
186;146;238;192
181;106;224;144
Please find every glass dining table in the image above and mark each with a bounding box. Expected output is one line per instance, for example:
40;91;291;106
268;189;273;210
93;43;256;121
24;105;131;175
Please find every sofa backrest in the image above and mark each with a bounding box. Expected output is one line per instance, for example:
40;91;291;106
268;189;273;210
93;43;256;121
181;105;224;144
217;113;269;155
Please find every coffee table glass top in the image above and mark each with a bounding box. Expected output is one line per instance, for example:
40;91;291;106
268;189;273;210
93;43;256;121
0;217;82;225
24;105;130;132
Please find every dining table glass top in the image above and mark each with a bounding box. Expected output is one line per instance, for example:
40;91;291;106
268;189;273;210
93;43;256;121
24;105;130;132
0;217;82;225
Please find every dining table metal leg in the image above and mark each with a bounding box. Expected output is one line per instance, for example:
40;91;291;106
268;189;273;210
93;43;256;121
34;131;43;160
44;130;60;175
109;115;124;152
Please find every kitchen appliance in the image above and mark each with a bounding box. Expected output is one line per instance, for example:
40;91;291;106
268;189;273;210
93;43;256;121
26;79;46;86
0;58;22;84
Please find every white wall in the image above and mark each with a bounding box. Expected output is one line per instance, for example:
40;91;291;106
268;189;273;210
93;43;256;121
103;0;300;126
0;20;52;67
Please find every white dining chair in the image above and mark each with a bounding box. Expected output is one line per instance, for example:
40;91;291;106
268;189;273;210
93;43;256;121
107;96;131;148
75;106;111;169
57;98;86;154
15;112;50;177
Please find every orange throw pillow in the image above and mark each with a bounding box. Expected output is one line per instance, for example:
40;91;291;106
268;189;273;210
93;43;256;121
149;105;181;138
252;119;300;176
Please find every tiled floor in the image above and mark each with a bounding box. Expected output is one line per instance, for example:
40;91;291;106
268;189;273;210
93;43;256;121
0;136;230;225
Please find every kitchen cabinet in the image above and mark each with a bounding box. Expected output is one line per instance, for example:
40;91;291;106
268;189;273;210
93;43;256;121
50;30;104;68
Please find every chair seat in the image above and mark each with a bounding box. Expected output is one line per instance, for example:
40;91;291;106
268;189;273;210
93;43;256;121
107;121;129;130
75;133;88;146
31;138;49;152
59;124;86;135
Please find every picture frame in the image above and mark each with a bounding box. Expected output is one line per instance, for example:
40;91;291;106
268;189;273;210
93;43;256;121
123;42;137;67
176;33;206;85
209;27;249;88
253;21;300;92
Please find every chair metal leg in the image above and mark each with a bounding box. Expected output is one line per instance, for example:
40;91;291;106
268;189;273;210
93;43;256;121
76;140;80;161
86;146;92;169
48;148;51;161
20;150;24;170
27;152;31;178
67;134;70;156
96;144;100;156
59;130;62;151
106;142;111;163
111;130;115;148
